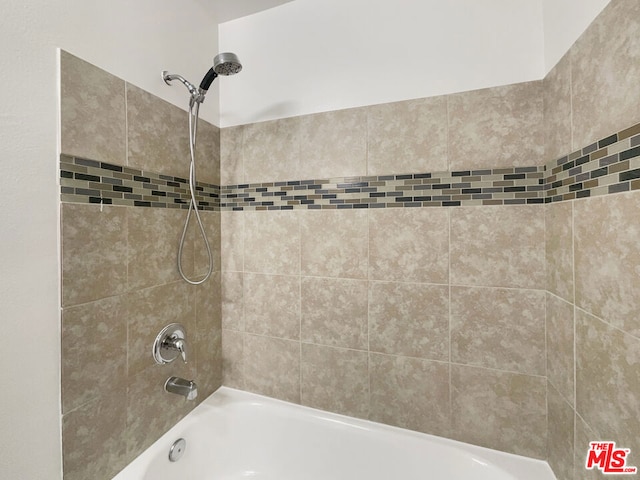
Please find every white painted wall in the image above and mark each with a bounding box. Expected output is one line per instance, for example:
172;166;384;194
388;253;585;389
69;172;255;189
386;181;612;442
0;1;217;478
542;0;611;72
218;0;545;126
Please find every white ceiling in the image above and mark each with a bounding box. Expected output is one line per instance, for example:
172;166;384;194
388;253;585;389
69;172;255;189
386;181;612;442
208;0;296;23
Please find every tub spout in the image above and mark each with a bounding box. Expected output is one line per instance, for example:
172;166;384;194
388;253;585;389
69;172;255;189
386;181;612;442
165;376;198;401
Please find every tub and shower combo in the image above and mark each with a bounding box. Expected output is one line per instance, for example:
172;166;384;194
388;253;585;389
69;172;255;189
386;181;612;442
115;52;557;480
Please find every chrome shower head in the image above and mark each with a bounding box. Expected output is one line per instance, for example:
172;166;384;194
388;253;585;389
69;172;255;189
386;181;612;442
199;52;242;93
213;52;243;76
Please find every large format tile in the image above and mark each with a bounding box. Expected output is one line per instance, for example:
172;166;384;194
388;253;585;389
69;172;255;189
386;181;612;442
61;204;127;307
543;51;572;162
299;108;367;178
574;414;602;480
448;81;544;171
244;273;300;340
450;205;544;289
126;282;196;378
62;393;128;480
545;201;574;303
369;282;449;361
222;271;244;331
127;207;193;290
243;117;300;183
301;277;368;350
196;120;220;185
367;96;448;175
60;51;126;165
194;273;222;400
222;329;244;389
450;286;545;375
126;83;190;177
369;353;450;437
221;210;243;272
220;125;244;185
193;210;221;278
244;210;300;275
301;343;368;418
369;208;449;284
547;382;575;480
301;210;368;279
546;292;575;405
61;296;126;414
244;334;300;403
571;0;640;149
576;308;640;457
574;191;640;337
451;364;547;458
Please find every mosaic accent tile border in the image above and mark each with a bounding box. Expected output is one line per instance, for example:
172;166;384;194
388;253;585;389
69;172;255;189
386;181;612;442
59;121;640;210
59;154;220;210
543;122;640;202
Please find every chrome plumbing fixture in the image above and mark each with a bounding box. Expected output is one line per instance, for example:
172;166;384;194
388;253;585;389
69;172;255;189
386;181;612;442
165;376;198;401
162;52;243;285
153;323;188;364
169;438;187;462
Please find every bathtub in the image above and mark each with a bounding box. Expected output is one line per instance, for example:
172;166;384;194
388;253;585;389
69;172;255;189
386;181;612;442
113;387;557;480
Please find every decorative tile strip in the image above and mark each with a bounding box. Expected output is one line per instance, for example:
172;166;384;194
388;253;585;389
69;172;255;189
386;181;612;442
220;167;546;210
543;121;640;202
59;154;220;210
59;121;640;211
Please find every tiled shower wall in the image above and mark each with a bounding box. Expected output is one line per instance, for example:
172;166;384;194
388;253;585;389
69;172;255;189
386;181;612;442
221;2;640;478
543;1;640;479
59;51;222;480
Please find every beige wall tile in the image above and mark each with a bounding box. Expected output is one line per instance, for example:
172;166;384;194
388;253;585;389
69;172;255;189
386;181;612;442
299;108;367;179
367;97;448;175
62;393;128;480
60;50;126;165
127;207;193;290
545;201;574;303
546;293;575;406
244;273;300;340
126;282;196;378
575;191;640;337
369;207;449;284
571;0;640;149
126;362;193;458
448;81;544;171
126;83;190;177
222;271;244;331
547;382;575;480
194;273;222;399
450;205;545;289
451;286;545;375
301;277;368;350
369;282;449;361
451;364;547;458
222;329;244;389
221;210;243;272
574;414;602;480
244;210;300;275
576;308;640;457
220;125;244;185
244;334;300;403
543;51;573;162
369;353;450;437
301;343;368;418
301;210;368;279
61;296;126;414
193;210;221;278
61;204;127;307
196;120;220;185
243;117;300;183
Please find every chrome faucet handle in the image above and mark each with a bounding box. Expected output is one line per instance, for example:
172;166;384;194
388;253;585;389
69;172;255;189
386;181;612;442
153;323;188;364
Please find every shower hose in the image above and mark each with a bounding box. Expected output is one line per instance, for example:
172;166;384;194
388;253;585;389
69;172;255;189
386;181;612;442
177;99;213;285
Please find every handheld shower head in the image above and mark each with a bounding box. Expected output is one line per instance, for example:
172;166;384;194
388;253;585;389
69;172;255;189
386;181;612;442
199;52;242;93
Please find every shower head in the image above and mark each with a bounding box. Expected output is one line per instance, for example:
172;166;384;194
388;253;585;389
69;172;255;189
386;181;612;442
198;52;242;93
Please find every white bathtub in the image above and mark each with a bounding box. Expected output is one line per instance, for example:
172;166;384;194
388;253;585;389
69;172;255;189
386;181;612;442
113;387;557;480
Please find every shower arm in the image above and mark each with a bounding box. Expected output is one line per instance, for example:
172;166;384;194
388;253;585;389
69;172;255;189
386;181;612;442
162;71;205;105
